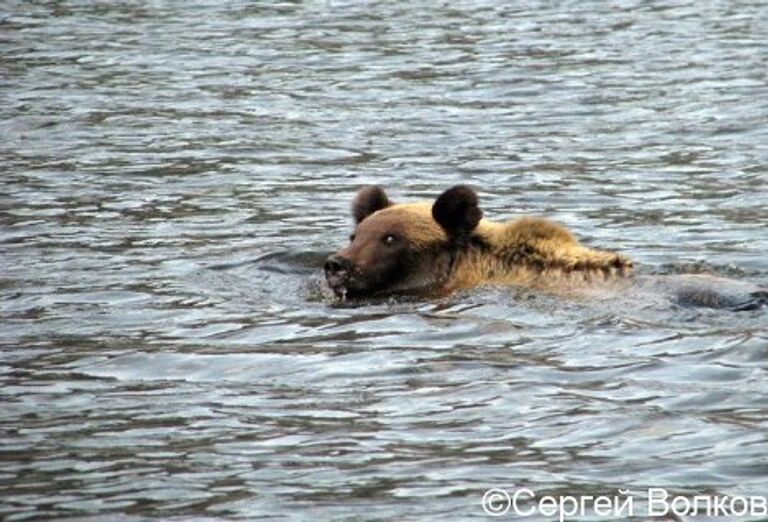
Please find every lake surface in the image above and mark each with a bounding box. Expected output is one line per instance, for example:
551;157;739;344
2;1;767;520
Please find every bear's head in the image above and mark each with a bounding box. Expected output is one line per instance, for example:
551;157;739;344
324;185;482;299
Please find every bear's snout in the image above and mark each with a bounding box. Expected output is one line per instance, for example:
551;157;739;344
325;255;353;277
324;255;355;294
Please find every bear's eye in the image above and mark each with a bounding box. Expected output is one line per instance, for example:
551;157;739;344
382;234;398;245
349;233;356;242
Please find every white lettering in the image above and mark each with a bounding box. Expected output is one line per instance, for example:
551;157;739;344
593;495;613;516
615;490;634;517
512;487;536;517
496;487;767;520
538;495;558;517
690;495;712;516
670;495;691;517
559;495;579;522
648;488;669;516
730;495;748;516
712;495;729;516
751;496;768;516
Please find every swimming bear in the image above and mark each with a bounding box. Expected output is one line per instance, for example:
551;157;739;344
324;185;767;311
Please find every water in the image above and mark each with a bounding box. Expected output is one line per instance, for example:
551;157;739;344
2;1;768;520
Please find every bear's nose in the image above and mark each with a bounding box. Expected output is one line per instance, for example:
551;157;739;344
324;255;353;278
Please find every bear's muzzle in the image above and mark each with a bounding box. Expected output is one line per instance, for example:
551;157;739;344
324;255;355;297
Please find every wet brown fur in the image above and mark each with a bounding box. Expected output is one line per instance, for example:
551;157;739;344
367;201;632;295
326;187;767;309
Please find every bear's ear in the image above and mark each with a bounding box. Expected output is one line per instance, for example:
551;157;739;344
352;186;391;224
432;185;482;240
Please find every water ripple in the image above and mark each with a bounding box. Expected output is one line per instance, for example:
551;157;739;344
2;0;767;519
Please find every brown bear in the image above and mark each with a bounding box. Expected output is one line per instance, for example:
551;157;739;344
324;185;767;310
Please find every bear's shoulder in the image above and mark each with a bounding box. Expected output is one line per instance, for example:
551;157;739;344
475;216;577;249
472;216;631;275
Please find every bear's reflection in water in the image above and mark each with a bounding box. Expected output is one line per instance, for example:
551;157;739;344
323;185;767;311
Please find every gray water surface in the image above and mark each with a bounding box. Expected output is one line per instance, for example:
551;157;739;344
2;1;768;520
